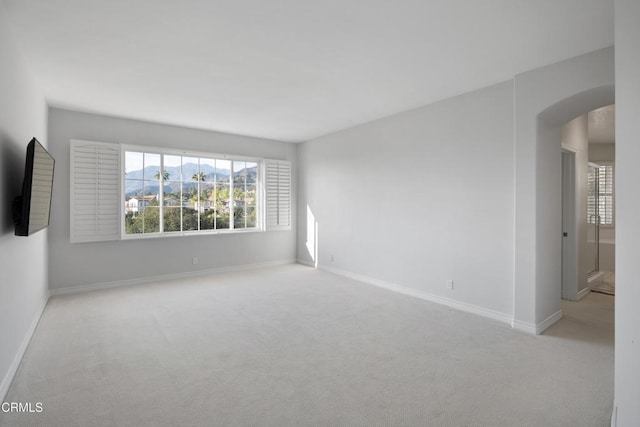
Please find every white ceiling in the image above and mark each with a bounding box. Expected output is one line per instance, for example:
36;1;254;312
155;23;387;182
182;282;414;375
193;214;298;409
4;0;613;142
588;104;615;144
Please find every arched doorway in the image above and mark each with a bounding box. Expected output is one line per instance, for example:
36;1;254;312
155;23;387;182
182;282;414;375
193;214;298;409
512;46;614;333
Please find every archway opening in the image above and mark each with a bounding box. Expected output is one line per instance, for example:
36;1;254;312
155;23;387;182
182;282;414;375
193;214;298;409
533;85;614;332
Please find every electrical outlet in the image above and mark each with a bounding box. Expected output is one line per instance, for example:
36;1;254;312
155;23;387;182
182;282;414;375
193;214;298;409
192;257;198;265
330;255;334;262
446;280;454;290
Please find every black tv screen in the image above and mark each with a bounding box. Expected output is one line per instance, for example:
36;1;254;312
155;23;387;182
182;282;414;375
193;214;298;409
12;138;55;236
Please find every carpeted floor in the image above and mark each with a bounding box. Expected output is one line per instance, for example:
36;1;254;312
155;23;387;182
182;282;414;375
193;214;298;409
1;264;614;426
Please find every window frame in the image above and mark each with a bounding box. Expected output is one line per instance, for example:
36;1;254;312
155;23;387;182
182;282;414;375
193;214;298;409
120;144;264;240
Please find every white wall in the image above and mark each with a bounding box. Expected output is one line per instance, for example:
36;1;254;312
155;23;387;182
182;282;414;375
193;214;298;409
513;47;614;330
298;81;515;318
47;108;297;291
534;118;563;320
614;0;640;425
298;48;614;333
0;3;48;400
561;115;589;295
589;143;615;162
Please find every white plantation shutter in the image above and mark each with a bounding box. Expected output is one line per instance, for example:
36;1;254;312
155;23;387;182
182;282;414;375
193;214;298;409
598;164;614;226
70;140;121;242
264;160;292;230
587;167;597;222
587;163;614;226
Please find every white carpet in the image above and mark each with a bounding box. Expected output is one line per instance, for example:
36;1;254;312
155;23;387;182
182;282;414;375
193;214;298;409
1;264;614;426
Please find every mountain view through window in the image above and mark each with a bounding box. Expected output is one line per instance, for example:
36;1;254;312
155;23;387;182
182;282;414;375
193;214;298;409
124;151;257;235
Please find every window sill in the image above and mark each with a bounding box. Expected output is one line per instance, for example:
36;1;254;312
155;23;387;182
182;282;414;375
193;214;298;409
121;228;263;240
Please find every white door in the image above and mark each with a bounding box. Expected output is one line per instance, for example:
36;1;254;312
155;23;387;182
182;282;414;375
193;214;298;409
561;150;577;300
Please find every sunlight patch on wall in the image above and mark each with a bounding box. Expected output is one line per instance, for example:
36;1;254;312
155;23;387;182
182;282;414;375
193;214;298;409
306;205;318;268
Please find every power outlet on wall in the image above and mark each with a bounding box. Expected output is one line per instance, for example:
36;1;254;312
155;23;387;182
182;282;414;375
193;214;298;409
446;280;454;290
192;257;198;265
330;255;334;262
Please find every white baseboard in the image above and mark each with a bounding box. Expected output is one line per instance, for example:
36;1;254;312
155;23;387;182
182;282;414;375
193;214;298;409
511;320;537;334
610;403;617;427
536;310;563;334
0;293;49;402
315;264;513;326
512;310;563;335
50;259;297;296
577;286;591;301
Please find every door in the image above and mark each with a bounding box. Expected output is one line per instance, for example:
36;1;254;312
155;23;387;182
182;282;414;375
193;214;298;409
561;150;576;300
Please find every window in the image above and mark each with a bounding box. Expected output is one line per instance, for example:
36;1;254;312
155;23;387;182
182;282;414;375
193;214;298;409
123;150;258;236
587;163;614;226
70;140;291;243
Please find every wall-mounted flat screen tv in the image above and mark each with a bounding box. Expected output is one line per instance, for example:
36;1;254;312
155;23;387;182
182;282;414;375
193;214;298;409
12;138;55;236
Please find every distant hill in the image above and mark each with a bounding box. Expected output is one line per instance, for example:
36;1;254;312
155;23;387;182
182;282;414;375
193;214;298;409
125;162;227;181
125;163;256;197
